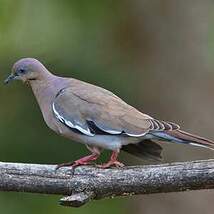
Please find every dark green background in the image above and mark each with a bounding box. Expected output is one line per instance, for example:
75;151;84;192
1;1;214;213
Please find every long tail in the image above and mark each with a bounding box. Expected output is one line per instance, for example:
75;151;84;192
152;130;214;150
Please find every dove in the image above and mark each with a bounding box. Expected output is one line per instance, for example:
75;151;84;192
4;58;214;168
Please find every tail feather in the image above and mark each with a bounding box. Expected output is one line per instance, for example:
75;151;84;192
122;130;214;161
161;130;214;150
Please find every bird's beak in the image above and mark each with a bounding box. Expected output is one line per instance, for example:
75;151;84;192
4;74;16;85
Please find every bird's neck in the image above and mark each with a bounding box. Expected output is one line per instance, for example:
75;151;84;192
30;71;57;102
29;73;67;127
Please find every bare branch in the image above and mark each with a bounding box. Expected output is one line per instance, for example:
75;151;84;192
0;160;214;207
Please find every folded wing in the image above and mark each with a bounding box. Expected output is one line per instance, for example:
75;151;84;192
52;82;180;137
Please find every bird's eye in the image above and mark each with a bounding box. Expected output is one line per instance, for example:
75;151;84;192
19;68;25;74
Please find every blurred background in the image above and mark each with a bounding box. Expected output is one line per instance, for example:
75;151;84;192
1;0;214;213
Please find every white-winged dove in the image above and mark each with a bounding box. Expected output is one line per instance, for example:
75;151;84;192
4;58;214;168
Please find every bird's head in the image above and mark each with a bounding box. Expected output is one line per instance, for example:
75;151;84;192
4;58;46;84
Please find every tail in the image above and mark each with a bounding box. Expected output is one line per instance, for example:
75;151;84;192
152;130;214;150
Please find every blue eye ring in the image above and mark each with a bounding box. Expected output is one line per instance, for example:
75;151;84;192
19;68;25;74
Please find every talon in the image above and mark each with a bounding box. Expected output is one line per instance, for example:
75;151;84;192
98;151;124;168
55;161;74;170
55;152;100;170
98;161;124;168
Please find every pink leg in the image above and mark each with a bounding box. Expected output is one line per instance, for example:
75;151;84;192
98;151;124;168
56;146;101;170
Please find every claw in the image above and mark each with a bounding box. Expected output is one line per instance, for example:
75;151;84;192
55;161;74;170
98;151;124;168
55;152;100;171
98;160;124;168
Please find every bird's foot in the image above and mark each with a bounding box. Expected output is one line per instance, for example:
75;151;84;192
98;150;124;168
98;160;124;168
55;160;89;170
55;161;74;170
55;153;99;170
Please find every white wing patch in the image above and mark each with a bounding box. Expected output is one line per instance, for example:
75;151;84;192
52;102;95;137
90;120;122;135
98;129;121;135
89;120;146;136
53;102;147;137
126;132;147;137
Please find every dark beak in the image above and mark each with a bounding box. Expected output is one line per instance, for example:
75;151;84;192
4;74;16;85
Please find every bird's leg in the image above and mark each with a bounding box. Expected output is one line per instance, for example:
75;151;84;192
55;146;101;170
98;150;124;168
71;153;99;167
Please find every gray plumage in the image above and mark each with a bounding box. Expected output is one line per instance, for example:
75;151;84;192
4;58;214;167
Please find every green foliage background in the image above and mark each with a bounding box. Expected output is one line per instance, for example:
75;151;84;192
1;1;214;214
0;1;139;213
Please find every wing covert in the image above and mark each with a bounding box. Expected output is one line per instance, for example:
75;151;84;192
52;83;179;137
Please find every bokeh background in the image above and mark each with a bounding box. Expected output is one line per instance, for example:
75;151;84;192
1;0;214;213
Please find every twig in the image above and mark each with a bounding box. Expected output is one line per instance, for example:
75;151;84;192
0;160;214;207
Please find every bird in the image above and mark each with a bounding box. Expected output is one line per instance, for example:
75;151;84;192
4;58;214;168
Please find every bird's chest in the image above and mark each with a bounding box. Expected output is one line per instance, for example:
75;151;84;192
31;85;59;132
41;103;57;130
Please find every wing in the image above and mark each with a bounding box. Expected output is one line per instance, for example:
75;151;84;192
52;81;180;137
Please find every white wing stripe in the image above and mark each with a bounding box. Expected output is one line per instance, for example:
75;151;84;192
53;102;147;137
52;103;95;137
52;103;65;123
126;132;147;137
91;121;122;135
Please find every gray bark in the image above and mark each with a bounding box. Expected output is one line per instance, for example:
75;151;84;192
0;160;214;207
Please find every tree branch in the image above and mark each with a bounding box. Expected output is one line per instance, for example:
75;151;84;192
0;160;214;207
